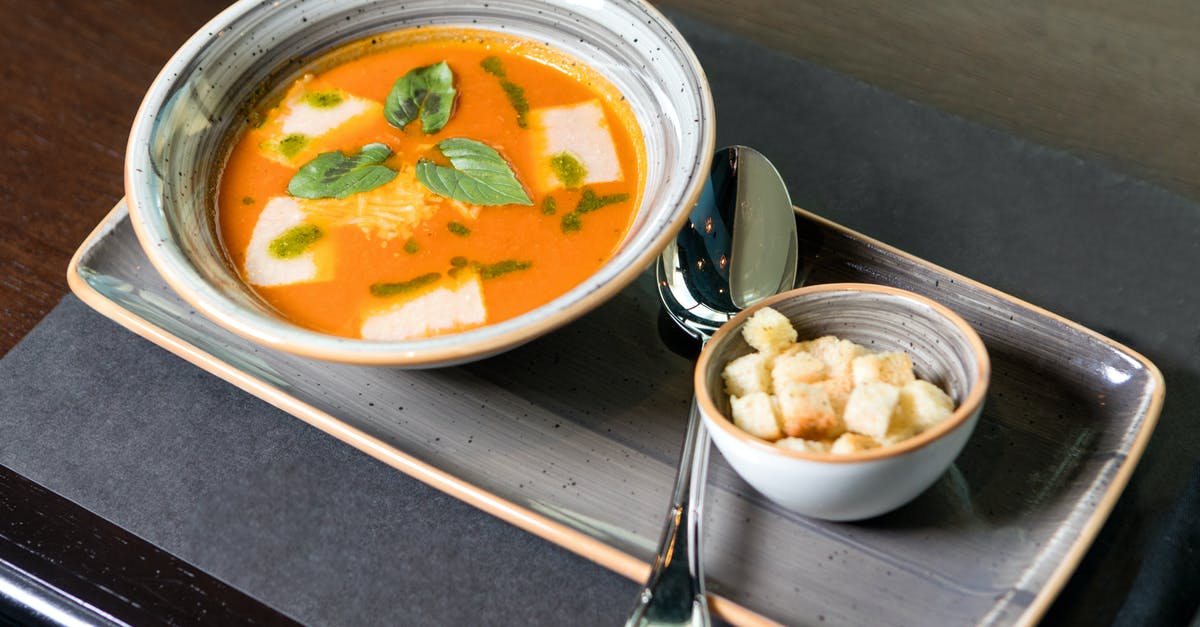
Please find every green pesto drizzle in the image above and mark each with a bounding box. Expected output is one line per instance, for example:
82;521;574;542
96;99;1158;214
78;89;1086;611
370;272;441;297
268;224;323;259
549;152;587;189
480;56;505;76
403;239;420;254
478;259;532;279
560;188;630;233
577;188;630;213
449;256;469;268
501;82;529;128
304;90;344;108
241;196;255;205
277;133;309;159
447;222;472;237
480;56;529;128
540;196;557;215
561;212;583;234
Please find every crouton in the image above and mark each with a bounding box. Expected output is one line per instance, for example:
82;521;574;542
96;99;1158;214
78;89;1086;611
818;375;855;417
851;352;916;387
730;392;783;441
771;350;828;388
720;330;959;452
722;352;773;397
843;382;901;441
895;380;955;433
742;307;797;355
775;437;831;454
800;336;869;380
775;380;844;440
830;432;882;454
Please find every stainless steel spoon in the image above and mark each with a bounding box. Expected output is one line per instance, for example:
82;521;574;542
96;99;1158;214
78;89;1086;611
627;146;798;626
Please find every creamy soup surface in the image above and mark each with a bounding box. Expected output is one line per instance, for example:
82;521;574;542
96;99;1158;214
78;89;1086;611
217;27;645;340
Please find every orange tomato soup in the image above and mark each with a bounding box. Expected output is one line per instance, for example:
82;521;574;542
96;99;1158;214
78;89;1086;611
217;27;644;340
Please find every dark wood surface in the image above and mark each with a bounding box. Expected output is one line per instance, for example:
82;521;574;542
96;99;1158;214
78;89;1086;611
0;0;231;357
0;0;1194;624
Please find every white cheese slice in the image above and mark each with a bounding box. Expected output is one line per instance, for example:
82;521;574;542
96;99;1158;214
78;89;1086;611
258;86;381;166
244;196;326;287
361;274;487;340
280;93;373;137
530;100;623;192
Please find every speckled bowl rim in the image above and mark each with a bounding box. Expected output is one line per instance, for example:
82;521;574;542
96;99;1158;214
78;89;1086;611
695;282;991;464
125;0;715;367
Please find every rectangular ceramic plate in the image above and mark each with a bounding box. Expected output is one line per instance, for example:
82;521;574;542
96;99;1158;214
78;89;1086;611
69;200;1162;626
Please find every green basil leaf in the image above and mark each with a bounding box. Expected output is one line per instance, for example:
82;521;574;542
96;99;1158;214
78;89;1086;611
287;143;398;200
384;61;456;134
416;138;533;206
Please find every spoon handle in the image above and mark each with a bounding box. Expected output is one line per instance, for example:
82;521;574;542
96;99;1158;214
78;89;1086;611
626;397;712;627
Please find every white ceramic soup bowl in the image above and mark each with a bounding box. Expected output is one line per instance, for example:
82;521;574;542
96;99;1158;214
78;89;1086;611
695;283;990;521
126;0;714;367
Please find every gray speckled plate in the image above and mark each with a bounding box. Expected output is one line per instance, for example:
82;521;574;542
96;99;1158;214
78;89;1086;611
69;200;1162;626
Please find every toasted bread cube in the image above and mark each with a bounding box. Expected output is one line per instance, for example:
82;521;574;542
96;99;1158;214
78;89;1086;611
799;336;869;380
722;352;772;397
742;307;797;355
830;432;882;455
771;350;828;389
852;352;917;387
775;380;844;440
819;376;855;417
775;437;831;454
895;380;956;433
730;393;783;441
843;382;901;441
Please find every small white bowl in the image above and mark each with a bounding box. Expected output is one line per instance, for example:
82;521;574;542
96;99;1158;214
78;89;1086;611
125;0;714;367
695;283;990;521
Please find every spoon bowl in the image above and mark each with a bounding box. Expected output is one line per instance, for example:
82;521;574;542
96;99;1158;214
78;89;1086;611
656;147;799;341
628;146;798;626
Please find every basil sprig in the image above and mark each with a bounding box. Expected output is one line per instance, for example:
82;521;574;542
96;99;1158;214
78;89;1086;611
287;143;397;200
416;138;532;206
385;61;457;134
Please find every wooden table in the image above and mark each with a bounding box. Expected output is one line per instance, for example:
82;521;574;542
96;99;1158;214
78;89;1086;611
0;0;232;356
3;1;1197;624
